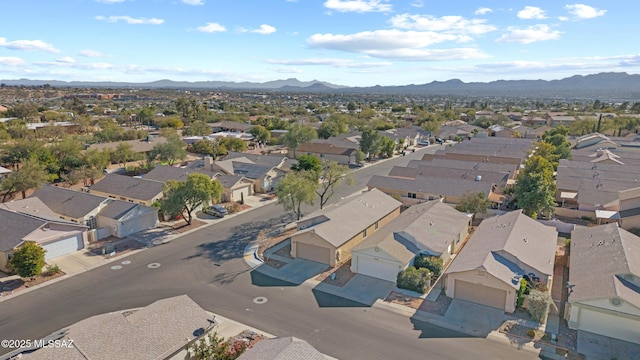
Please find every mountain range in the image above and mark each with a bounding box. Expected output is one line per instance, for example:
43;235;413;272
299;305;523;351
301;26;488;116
2;72;639;100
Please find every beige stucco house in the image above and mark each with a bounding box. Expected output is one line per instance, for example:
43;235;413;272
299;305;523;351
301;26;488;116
567;224;640;344
290;189;402;267
350;200;471;283
444;210;557;312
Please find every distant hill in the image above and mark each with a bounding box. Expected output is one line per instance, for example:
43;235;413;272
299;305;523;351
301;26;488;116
2;72;640;99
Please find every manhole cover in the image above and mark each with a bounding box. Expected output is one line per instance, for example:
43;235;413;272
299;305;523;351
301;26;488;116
253;296;268;304
121;260;131;265
111;265;122;270
147;263;161;269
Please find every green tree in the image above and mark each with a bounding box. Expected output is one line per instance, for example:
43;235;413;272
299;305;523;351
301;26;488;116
112;142;135;168
6;102;39;121
413;255;444;277
513;156;557;219
291;154;322;175
9;242;46;279
379;136;396;158
397;266;432;294
148;136;187;165
183;120;211;136
281;124;317;158
275;171;316;220
455;191;491;219
161;173;223;225
221;137;247;152
84;149;111;173
317;115;348;139
1;158;49;200
136;106;155;127
315;160;353;209
187;139;215;156
527;289;552;322
248;125;271;143
359;128;381;160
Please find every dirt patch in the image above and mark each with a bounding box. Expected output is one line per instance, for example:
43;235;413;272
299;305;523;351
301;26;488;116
171;218;206;233
88;238;145;257
316;261;356;287
500;319;578;353
385;291;423;309
258;228;296;258
0;271;66;296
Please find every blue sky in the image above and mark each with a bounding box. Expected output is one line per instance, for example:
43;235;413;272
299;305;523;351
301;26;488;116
0;0;636;86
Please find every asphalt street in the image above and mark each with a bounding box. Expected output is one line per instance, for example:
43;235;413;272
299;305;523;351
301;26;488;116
0;146;541;360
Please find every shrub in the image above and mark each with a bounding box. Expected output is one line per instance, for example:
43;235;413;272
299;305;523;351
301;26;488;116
45;264;61;275
225;202;243;214
9;242;46;279
527;329;536;338
527;289;552;323
413;255;443;278
516;279;528;308
396;266;432;294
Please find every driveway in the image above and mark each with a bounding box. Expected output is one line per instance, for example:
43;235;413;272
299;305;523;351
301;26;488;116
444;299;505;337
577;330;640;360
253;258;328;286
315;274;395;306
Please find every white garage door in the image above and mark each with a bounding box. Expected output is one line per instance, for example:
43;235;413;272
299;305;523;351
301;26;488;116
355;255;400;283
119;212;157;238
42;235;83;261
454;280;507;310
232;187;250;202
578;307;640;344
296;243;331;264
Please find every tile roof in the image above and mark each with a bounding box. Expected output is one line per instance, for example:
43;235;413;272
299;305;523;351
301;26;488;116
569;224;640;308
31;185;108;219
23;295;213;360
445;211;556;288
90;174;164;201
352;200;470;263
294;189;401;248
237;337;327;360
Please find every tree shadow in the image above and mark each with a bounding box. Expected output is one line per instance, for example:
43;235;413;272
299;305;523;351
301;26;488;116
184;213;295;263
210;268;253;286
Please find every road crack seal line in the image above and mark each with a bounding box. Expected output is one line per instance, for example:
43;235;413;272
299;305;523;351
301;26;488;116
253;296;268;304
147;263;161;269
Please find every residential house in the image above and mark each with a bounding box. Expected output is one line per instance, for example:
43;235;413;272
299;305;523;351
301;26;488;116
0;166;11;180
290;189;402;266
573;133;619;150
444;211;557;312
367;174;499;206
214;174;254;202
237;337;328;360
209;121;254;133
205;156;279;193
0;208;87;271
88;173;164;206
567;224;640;344
293;139;359;164
19;295;216;360
350;200;471;283
31;185;158;239
548;113;577;128
86;136;167;158
386;165;510;192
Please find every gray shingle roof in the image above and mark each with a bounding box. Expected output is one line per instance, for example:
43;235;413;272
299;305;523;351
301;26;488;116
294;189;401;248
0;208;45;251
445;211;556;288
87;136;167;153
569;224;640;308
238;337;327;360
23;295;213;360
90;174;164;202
0;197;58;219
31;185;108;219
214;174;248;188
408;158;517;174
143;165;218;183
98;200;157;221
224;151;288;168
352;200;470;263
232;162;271;179
389;165;509;186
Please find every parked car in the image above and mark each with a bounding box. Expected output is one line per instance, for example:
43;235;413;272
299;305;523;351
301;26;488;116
435;137;444;144
418;140;430;146
204;205;228;218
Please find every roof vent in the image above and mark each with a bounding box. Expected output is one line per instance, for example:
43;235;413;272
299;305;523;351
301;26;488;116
475;175;482;181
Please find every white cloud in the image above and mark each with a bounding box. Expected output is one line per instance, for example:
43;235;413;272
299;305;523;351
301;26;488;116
79;49;103;57
0;37;60;53
475;7;492;15
496;24;561;44
182;0;204;5
265;58;391;68
250;24;277;35
390;14;496;36
565;4;606;19
517;6;547;19
197;22;227;33
0;57;25;66
272;67;303;74
362;48;489;61
57;56;76;64
411;0;424;8
558;16;569;21
323;0;392;13
95;15;164;25
94;0;126;3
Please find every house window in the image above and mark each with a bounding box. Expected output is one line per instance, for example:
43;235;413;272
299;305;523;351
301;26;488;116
363;228;368;238
375;221;379;230
86;216;97;230
408;192;417;199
